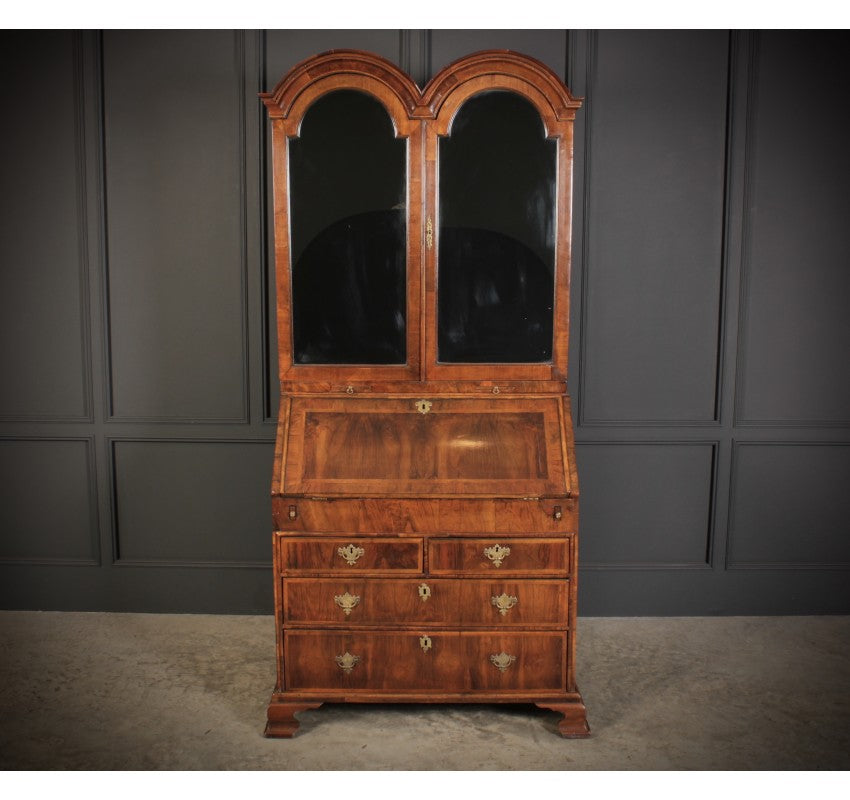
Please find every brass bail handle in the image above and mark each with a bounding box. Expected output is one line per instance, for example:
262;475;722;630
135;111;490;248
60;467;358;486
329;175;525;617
491;593;518;616
337;543;365;565
490;652;516;672
335;652;360;673
483;544;511;568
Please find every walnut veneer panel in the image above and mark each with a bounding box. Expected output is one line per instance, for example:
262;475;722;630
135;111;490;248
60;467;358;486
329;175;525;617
284;630;567;692
429;538;570;575
281;395;570;497
283;578;568;626
278;536;423;574
272;497;576;534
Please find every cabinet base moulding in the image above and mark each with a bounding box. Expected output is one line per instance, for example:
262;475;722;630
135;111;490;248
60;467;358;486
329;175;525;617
264;692;590;739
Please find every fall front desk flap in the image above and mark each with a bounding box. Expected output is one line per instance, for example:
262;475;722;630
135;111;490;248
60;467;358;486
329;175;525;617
277;396;573;498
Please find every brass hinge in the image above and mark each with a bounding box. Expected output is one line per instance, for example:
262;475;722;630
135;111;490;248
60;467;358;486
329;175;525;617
309;496;329;501
522;496;540;501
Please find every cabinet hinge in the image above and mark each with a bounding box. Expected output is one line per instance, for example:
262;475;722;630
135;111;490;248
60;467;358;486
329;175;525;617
309;496;329;501
522;496;540;501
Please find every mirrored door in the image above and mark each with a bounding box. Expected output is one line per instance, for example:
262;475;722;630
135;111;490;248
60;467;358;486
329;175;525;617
289;89;407;365
424;64;577;384
437;90;557;365
264;58;422;384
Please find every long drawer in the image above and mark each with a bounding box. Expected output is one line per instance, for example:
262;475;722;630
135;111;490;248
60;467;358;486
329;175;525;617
284;630;567;692
278;536;423;574
283;578;568;626
429;537;570;575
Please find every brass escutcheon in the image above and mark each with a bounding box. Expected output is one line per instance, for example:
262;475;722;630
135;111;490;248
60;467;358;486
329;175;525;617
483;544;511;567
491;593;518;616
337;543;365;565
414;399;432;414
489;652;517;672
335;652;361;673
419;635;432;653
333;592;360;616
418;583;431;601
426;217;433;250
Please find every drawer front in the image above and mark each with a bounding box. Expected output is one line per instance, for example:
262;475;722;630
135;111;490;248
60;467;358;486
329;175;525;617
283;578;568;626
429;538;570;575
284;630;566;692
278;536;422;574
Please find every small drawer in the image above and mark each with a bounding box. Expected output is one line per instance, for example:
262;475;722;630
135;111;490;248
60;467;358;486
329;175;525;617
278;536;423;574
283;578;568;627
284;630;566;693
428;537;570;575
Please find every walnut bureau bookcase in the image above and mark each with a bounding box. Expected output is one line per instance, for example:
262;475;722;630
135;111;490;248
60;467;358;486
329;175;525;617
260;49;588;738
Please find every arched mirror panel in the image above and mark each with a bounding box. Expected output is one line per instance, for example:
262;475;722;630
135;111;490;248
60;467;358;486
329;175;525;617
437;90;557;364
289;89;407;365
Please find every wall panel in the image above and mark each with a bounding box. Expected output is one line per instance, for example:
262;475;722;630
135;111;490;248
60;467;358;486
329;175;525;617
103;30;247;421
0;32;89;420
728;443;850;568
112;440;273;564
0;438;97;563
577;442;714;567
581;30;728;423
736;32;850;424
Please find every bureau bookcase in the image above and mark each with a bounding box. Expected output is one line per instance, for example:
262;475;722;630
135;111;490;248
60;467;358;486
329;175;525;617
260;49;588;737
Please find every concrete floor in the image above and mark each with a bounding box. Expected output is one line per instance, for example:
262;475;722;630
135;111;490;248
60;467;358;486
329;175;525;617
0;611;848;770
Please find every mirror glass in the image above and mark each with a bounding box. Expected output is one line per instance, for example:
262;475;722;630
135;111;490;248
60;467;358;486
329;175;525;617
289;90;406;364
438;90;556;363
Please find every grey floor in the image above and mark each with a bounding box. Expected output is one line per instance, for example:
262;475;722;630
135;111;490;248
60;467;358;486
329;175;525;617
1;611;848;770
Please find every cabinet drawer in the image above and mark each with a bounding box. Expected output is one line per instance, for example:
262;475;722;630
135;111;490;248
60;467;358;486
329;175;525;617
278;536;422;574
429;538;570;575
284;630;566;692
283;578;567;626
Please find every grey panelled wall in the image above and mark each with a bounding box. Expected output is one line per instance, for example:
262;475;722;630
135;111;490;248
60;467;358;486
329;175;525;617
0;30;848;614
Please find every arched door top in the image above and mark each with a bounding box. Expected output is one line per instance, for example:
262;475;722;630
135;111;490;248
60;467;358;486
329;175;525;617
261;48;583;129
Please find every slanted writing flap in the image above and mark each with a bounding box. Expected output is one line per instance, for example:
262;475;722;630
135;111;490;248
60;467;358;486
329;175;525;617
279;396;572;498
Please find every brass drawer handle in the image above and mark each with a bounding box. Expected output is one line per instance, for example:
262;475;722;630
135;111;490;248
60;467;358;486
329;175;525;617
491;593;518;616
333;592;360;616
490;652;517;672
335;652;361;673
483;544;511;567
418;583;431;601
337;544;365;565
419;635;432;653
